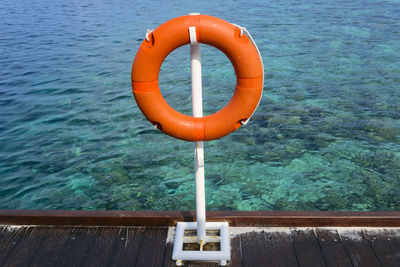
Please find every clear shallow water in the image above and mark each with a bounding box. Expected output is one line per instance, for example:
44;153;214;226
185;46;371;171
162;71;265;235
1;0;399;211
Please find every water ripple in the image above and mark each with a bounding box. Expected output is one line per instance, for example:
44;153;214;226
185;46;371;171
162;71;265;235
0;0;399;211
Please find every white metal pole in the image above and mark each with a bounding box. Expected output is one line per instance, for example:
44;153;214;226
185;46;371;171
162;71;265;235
189;25;206;247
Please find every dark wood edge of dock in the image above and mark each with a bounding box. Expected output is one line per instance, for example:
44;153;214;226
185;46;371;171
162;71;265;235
1;210;400;227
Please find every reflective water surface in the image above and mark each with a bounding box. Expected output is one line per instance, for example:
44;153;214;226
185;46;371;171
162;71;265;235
0;0;399;210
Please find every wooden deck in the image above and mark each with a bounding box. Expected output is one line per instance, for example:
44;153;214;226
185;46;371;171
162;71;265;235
1;210;400;266
1;225;400;266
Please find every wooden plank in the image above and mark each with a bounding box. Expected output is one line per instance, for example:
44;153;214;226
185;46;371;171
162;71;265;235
229;235;242;267
386;228;400;248
3;226;49;266
55;226;99;266
338;229;381;267
163;241;175;267
363;228;400;266
264;231;297;266
107;227;145;266
291;228;326;267
80;227;120;267
135;227;168;267
29;226;73;267
314;228;352;267
1;210;400;227
240;231;270;267
0;226;24;265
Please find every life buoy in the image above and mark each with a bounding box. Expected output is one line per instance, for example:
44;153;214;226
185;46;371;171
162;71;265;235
131;14;263;141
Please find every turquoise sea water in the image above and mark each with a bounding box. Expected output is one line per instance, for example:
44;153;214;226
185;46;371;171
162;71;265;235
1;0;399;211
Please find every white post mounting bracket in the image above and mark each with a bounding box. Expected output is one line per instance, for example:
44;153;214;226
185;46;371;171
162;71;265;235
172;222;230;266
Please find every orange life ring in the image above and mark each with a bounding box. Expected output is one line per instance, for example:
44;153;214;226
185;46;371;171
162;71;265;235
131;14;263;141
